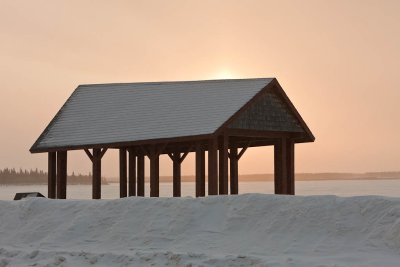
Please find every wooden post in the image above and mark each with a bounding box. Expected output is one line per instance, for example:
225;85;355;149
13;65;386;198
287;140;295;195
137;152;145;197
149;146;160;197
168;147;190;197
128;148;137;197
274;138;295;195
48;152;57;199
195;144;206;197
218;134;229;195
92;148;102;199
120;148;127;198
154;155;159;197
172;152;181;197
274;139;284;194
208;138;218;195
85;148;107;199
230;145;239;195
56;151;67;199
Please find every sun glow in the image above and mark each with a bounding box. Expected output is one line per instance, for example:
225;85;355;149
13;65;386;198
213;69;236;80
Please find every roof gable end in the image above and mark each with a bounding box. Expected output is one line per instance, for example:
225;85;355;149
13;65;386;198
216;79;315;142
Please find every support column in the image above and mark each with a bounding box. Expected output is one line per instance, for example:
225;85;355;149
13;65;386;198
120;148;127;198
155;155;159;196
137;152;145;196
195;144;206;197
172;152;181;197
128;148;137;197
56;151;67;199
149;146;160;197
218;134;229;195
48;152;57;199
274;138;295;195
230;145;239;195
208;138;218;195
287;140;295;195
274;138;285;194
92;148;102;199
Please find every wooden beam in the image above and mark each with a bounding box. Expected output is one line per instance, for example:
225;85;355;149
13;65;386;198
237;142;250;160
156;142;168;156
230;145;239;195
227;128;298;138
208;138;218;195
31;133;214;154
137;152;145;197
100;148;108;158
92;148;102;199
179;149;190;163
120;148;127;198
84;149;94;162
48;152;56;199
128;148;137;197
195;144;206;197
172;151;181;197
218;134;229;195
56;151;67;199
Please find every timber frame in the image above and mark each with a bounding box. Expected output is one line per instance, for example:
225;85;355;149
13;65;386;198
32;78;315;199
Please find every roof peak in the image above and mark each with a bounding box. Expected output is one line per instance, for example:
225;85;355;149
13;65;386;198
78;77;275;88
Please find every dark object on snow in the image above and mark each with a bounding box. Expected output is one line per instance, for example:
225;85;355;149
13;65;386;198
14;192;46;200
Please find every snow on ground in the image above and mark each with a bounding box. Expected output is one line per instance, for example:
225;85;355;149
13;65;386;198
0;194;399;267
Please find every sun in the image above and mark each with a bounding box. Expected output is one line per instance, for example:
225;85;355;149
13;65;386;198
213;70;236;80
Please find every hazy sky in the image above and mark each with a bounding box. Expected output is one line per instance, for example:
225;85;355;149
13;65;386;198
0;0;399;177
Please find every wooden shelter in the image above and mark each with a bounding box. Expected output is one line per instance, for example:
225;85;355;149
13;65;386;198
30;78;315;199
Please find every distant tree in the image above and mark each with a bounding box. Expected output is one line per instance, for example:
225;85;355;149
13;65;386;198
0;168;106;185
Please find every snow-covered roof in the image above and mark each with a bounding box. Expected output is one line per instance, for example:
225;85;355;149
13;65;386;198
31;78;281;152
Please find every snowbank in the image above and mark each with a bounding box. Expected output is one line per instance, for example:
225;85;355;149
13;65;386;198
0;194;399;266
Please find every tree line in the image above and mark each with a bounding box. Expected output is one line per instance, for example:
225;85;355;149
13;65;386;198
0;168;108;185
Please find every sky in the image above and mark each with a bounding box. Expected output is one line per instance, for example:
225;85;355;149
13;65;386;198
0;0;399;177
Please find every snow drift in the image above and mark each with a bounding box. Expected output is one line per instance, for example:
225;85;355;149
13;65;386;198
0;194;399;266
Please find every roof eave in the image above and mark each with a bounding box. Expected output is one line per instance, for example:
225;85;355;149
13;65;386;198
30;133;215;154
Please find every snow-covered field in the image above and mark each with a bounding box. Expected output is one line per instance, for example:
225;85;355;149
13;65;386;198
0;194;399;267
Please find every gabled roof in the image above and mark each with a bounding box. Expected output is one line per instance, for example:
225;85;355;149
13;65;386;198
30;78;314;153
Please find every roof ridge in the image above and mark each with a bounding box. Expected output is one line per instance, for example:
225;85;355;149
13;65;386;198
78;77;274;88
